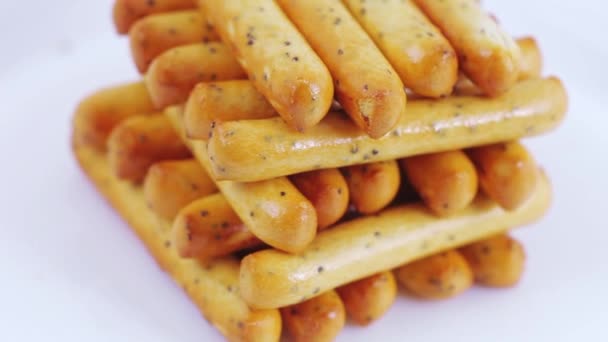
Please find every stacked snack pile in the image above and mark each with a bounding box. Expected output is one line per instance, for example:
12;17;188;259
72;0;567;341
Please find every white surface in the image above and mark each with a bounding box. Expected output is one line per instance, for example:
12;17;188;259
1;1;607;341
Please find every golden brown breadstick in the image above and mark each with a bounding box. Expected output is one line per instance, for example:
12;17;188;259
207;77;567;182
166;106;318;254
200;0;334;131
454;37;542;96
172;193;261;259
146;42;247;109
143;159;217;220
467;142;538;210
184;80;276;140
337;271;397;326
277;0;406;138
113;0;197;34
107;115;191;182
413;0;521;96
395;250;473;300
343;161;401;215
280;290;345;342
460;234;526;287
239;171;551;309
129;10;219;73
290;169;349;230
72;81;155;151
343;0;458;98
401;150;478;216
516;37;543;80
73;143;281;342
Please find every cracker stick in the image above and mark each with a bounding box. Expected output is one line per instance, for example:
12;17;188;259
184;80;276;140
166;106;318;254
130;10;219;73
290;169;350;230
172;193;261;259
72;81;155;151
207;77;567;182
516;37;543;80
113;0;197;34
454;37;542;96
467;141;538;210
459;234;526;287
107;115;191;182
143;159;217;220
280;290;346;342
343;0;458;98
413;0;521;96
337;271;397;326
401;150;478;216
146;42;247;109
395;249;473;300
73;144;281;341
343;160;401;215
277;0;406;138
239;171;552;309
201;0;334;131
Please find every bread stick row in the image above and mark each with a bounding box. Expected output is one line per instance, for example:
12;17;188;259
239;171;551;309
207;78;566;181
75;112;531;341
182;37;542;141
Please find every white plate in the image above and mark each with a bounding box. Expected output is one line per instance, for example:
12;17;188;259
1;1;607;341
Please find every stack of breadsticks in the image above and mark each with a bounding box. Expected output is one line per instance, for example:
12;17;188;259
72;0;567;341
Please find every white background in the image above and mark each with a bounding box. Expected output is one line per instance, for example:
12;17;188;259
1;1;607;341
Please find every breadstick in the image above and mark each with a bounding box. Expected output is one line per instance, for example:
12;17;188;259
516;37;543;80
460;234;526;287
290;169;349;230
343;0;458;98
107;115;191;182
277;0;406;138
336;271;397;326
166;106;318;254
72;81;155;151
207;77;567;182
467;141;538;210
184;80;276;140
143;159;217;220
130;10;219;73
280;290;345;342
146;42;247;109
454;37;542;96
200;0;334;131
239;171;552;309
342;160;401;215
413;0;521;96
72;144;281;342
172;193;261;259
113;0;197;34
395;250;473;299
401;150;478;216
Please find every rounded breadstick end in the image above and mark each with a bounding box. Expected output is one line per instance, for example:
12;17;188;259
395;250;473;300
240;250;297;310
291;169;350;230
467;141;539;211
280;291;345;342
241;309;283;342
460;234;526;287
402;150;478;216
337;271;397;326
